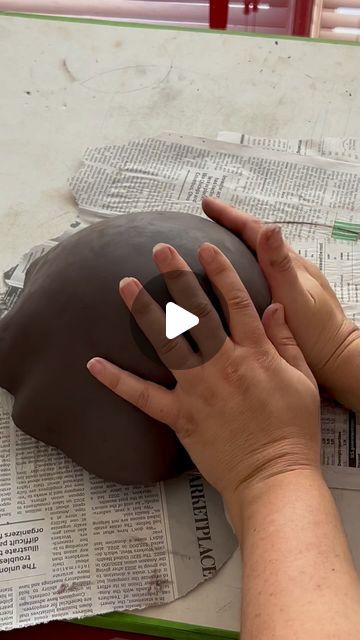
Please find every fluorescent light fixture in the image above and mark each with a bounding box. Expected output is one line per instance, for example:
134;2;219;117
232;2;271;6
335;6;360;14
189;1;270;6
333;26;360;33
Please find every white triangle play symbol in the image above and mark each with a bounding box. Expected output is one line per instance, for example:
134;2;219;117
165;302;199;340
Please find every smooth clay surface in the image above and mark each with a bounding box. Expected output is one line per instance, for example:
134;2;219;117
0;213;271;483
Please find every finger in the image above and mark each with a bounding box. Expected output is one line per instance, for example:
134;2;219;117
258;227;341;313
119;277;198;374
262;304;317;387
152;243;226;359
256;225;311;301
87;357;178;425
202;197;263;251
198;242;267;346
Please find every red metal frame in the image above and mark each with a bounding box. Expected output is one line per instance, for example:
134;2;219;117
209;0;229;28
209;0;315;35
292;0;314;35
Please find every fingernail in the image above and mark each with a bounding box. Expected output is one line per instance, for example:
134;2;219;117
87;357;104;377
199;243;216;264
266;225;283;249
153;243;173;267
119;277;141;300
272;304;284;322
202;196;217;204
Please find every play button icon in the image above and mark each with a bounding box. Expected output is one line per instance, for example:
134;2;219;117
129;270;227;370
165;302;199;339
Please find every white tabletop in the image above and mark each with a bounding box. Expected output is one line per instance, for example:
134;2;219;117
1;14;360;276
1;14;360;634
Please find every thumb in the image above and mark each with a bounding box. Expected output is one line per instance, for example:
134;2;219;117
257;225;303;300
262;304;317;388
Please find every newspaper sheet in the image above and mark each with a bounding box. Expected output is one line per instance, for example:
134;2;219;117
70;133;360;238
217;132;360;162
1;132;360;629
0;376;236;630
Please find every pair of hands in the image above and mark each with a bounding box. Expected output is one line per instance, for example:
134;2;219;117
87;198;359;508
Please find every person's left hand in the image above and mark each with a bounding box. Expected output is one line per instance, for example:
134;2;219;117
87;242;320;505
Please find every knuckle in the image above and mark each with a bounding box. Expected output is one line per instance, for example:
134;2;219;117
209;261;229;278
136;386;151;412
222;358;243;385
191;300;213;320
158;336;182;357
278;335;297;349
269;251;293;273
254;346;275;368
227;290;252;313
165;270;186;283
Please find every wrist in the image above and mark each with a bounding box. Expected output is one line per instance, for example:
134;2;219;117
224;466;324;541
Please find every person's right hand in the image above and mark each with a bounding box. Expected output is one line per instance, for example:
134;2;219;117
203;197;360;410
